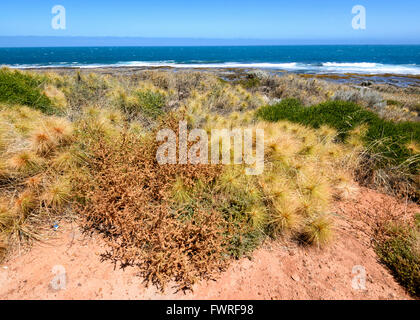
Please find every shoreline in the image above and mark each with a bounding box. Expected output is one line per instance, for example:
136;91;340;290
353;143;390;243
19;65;420;87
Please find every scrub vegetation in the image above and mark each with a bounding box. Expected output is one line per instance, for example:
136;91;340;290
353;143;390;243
0;67;418;294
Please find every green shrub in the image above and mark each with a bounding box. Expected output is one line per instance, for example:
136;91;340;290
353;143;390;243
255;98;304;123
375;223;420;297
302;101;378;140
135;90;166;117
169;171;266;260
256;99;376;140
387;99;403;106
65;72;111;110
239;77;261;89
364;120;420;169
0;68;54;114
217;189;265;259
256;99;420;172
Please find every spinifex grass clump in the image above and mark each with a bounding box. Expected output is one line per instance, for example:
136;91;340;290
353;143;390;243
0;104;78;259
252;120;360;246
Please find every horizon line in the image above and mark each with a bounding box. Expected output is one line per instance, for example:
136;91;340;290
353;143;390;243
0;36;419;47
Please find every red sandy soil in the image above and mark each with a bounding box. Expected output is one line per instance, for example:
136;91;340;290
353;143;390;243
0;187;418;300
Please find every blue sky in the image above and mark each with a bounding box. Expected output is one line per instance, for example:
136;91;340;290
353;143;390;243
0;0;419;43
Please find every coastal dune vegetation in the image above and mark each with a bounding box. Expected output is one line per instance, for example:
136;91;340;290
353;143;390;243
0;67;418;295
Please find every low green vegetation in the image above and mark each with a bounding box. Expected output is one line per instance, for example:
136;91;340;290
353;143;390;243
111;85;167;120
238;77;261;89
0;68;55;114
387;99;403;106
256;99;420;173
135;90;166;117
375;221;419;297
256;98;378;138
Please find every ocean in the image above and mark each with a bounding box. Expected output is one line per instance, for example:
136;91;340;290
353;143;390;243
1;45;420;75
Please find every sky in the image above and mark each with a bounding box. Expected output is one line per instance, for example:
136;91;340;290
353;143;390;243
0;0;419;44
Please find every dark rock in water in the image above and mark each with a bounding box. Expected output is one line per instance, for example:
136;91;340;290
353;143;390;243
361;81;373;87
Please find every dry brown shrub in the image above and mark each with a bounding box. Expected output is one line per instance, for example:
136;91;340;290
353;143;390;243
74;116;229;291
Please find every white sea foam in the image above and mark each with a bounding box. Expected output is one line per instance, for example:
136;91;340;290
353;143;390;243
320;62;420;74
322;62;378;68
111;61;301;69
5;61;420;75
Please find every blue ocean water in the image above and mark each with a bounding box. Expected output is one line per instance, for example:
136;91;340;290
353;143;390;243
1;45;420;75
